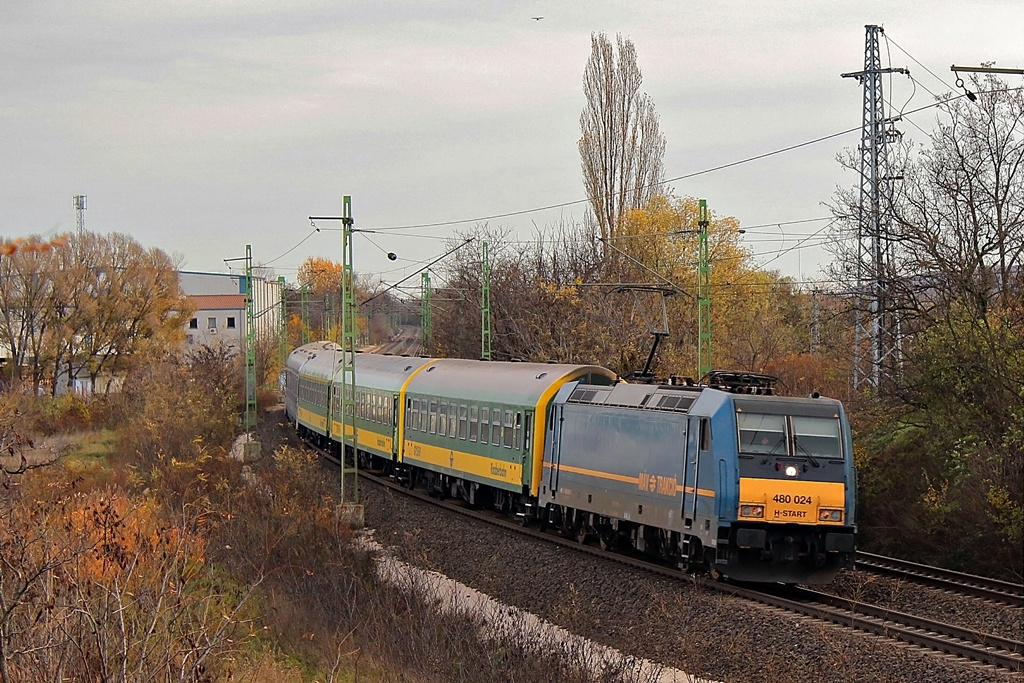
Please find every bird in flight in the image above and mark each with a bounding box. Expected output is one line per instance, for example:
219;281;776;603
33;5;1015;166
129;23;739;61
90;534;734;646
532;16;543;21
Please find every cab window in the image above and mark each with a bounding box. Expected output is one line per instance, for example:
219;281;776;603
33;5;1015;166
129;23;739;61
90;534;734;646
737;413;786;454
792;416;842;459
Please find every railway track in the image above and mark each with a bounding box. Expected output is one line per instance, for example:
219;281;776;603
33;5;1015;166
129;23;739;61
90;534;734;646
753;585;1024;673
331;462;1023;674
370;326;422;357
855;550;1024;607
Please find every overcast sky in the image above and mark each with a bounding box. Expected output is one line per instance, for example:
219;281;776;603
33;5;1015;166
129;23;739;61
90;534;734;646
2;1;1022;292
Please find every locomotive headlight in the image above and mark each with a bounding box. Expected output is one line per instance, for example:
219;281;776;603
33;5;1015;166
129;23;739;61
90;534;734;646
740;505;764;518
818;508;843;522
784;465;798;477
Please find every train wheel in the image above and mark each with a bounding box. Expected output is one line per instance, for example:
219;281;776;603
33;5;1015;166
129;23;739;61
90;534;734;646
574;514;590;544
516;508;530;527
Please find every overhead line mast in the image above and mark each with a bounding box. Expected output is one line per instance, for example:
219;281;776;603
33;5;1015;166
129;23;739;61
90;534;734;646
842;24;907;391
481;241;492;361
421;271;433;354
697;199;712;379
340;195;359;506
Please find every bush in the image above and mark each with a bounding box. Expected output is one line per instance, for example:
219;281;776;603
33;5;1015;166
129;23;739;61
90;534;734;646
115;348;242;469
16;392;93;434
207;445;661;682
0;473;257;682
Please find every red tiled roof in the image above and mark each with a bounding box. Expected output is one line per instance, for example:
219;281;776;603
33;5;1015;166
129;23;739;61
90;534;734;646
189;294;245;311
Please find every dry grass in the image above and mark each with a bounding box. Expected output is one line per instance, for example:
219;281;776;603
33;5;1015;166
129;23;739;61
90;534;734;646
0;351;666;683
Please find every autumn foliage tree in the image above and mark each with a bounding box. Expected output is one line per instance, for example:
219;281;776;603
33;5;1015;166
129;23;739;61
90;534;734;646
0;231;189;394
428;195;834;385
296;256;396;345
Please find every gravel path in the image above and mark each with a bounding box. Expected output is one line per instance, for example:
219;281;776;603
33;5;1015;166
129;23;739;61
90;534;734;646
359;478;1020;683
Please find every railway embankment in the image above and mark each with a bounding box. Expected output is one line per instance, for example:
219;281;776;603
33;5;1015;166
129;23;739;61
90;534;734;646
357;469;1021;682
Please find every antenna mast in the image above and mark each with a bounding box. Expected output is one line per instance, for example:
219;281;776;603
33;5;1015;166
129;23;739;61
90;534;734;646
73;195;87;236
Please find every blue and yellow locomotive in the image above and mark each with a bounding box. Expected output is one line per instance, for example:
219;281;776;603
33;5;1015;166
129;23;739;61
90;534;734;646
285;344;856;584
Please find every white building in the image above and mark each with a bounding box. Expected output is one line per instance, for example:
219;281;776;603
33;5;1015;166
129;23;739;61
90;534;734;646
180;271;283;352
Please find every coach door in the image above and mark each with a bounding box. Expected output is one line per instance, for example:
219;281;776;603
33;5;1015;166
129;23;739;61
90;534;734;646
682;417;701;529
391;396;400;459
547;405;564;494
522;411;533;463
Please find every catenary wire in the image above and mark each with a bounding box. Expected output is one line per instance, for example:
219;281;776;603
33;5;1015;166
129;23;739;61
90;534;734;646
885;34;958;93
263;88;1014;273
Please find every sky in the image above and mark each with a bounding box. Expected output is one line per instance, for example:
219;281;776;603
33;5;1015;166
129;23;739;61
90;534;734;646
2;1;1022;294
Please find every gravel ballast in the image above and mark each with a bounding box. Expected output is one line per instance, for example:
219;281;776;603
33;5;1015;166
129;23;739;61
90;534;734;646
358;478;1021;683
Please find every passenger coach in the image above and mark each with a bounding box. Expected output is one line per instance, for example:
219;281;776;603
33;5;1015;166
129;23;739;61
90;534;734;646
399;359;617;515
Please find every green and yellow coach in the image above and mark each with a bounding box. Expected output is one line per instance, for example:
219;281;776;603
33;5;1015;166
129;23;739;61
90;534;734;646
398;359;616;514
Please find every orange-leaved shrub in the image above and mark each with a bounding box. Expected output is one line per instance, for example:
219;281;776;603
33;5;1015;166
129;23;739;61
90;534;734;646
0;474;256;683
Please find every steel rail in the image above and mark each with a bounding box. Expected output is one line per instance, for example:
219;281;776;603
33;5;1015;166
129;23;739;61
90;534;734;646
793;587;1023;669
856;551;1024;607
721;583;1024;672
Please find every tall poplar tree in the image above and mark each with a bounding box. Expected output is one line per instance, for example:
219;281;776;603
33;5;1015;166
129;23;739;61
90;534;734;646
579;32;666;242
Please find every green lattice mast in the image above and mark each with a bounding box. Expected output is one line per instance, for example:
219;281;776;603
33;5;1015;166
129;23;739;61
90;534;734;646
300;285;310;344
481;241;491;360
421;271;432;354
697;200;712;378
244;245;258;432
277;275;287;380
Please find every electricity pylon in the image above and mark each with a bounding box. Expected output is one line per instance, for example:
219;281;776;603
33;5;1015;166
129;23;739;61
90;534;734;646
842;24;907;391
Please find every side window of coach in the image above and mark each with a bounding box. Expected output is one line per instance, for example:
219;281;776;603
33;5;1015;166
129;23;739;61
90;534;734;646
489;409;501;446
480;408;490;445
503;410;514;448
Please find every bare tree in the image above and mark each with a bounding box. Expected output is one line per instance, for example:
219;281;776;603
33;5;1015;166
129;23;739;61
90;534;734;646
829;75;1024;328
579;32;666;242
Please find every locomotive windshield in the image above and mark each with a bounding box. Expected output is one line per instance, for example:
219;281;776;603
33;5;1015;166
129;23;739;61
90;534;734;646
791;416;842;459
737;412;843;459
737;413;787;454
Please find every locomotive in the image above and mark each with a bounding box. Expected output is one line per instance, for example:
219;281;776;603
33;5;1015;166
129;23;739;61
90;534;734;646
285;342;856;584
